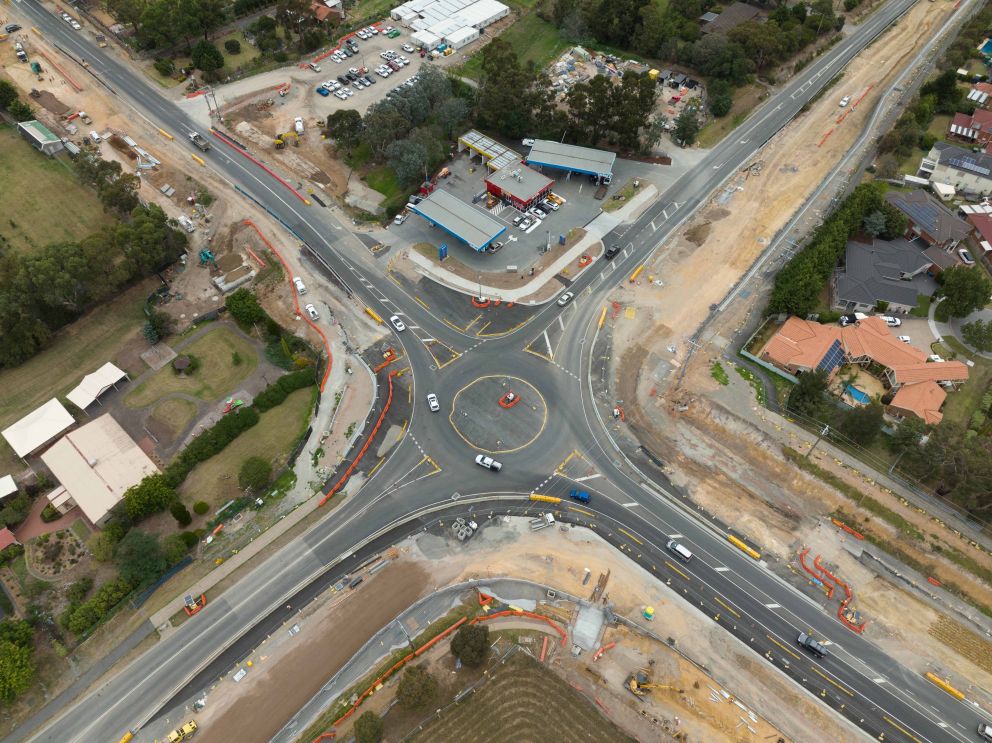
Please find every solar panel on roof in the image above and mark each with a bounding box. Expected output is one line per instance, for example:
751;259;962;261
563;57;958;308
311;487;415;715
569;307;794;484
816;340;845;374
949;157;992;176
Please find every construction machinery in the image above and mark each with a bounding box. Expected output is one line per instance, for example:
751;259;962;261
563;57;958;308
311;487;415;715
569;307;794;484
198;249;218;269
625;661;682;697
274;131;299;149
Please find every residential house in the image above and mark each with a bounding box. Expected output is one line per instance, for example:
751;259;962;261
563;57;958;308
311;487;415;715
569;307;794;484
832;238;937;314
759;316;968;424
948;108;992;147
959;203;992;262
884;189;973;255
967;81;992;108
700;1;761;34
310;0;343;22
921;142;992;197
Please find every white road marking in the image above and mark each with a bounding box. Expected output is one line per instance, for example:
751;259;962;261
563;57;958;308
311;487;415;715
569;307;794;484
669;533;683;539
650;219;657;232
622;502;639;508
715;567;730;572
573;474;601;482
764;603;781;609
873;678;885;683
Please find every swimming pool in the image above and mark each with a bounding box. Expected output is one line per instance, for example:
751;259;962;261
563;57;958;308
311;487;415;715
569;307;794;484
981;38;992;55
845;385;871;405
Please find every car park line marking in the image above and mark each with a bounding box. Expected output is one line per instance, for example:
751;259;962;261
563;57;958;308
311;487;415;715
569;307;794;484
766;634;800;660
665;561;690;580
812;667;853;697
714;596;740;618
573;474;601;482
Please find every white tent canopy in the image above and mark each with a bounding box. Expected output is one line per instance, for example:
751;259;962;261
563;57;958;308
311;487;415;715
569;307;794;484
66;362;129;411
0;475;16;500
1;399;75;458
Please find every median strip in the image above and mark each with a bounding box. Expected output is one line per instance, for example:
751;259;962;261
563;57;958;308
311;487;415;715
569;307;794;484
812;667;853;697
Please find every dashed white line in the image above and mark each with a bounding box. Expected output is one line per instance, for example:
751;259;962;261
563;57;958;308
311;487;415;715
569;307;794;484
622;502;639;508
715;567;730;572
764;603;781;609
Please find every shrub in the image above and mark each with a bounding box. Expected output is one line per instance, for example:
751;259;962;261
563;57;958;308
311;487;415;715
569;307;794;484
61;578;132;636
40;504;61;523
114;530;166;588
193;501;209;515
253;369;315;412
154;58;175;76
354;711;384;743
170;501;193;526
239;457;272;490
450;623;489;667
224;38;242;54
66;577;94;603
162;533;189;565
273;50;288;63
232;351;243;366
396;665;438;710
164;406;260;487
123;474;177;521
180;531;200;548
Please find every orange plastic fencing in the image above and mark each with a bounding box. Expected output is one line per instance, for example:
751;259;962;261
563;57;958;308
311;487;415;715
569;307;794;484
242;220;332;392
319;370;398;506
372;348;397;373
39;50;82;91
472;610;567;646
830;518;864;540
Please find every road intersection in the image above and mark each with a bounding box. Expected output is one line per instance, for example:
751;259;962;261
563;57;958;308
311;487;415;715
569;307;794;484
15;0;991;740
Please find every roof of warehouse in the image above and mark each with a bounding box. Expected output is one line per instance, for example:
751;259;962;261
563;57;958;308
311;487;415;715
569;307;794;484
485;165;553;201
526;140;616;175
410;189;505;250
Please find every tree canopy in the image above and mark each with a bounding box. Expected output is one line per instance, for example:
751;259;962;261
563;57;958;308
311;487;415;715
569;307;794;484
115;530;167;587
940;266;992;318
396;664;438;709
450;623;490;667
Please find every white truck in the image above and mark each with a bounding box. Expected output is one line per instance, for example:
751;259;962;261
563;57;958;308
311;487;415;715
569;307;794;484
294;116;305;135
529;513;555;531
188;131;211;151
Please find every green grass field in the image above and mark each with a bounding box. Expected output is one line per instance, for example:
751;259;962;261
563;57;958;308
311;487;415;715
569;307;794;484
0;279;155;476
178;386;314;507
219;33;262;73
459;12;569;79
0;124;113;255
365;165;401;198
123;325;258;408
938;336;992;430
148;397;199;439
697;85;764;148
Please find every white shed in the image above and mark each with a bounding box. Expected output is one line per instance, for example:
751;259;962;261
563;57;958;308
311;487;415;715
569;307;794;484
412;30;443;49
446;26;480;49
457;0;509;28
931;181;956;201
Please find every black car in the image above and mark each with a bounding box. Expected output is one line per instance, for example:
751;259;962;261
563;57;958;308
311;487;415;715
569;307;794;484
363;74;374;84
797;632;828;659
604;244;621;260
5;23;22;33
337;75;349;85
345;72;358;82
342;47;353;57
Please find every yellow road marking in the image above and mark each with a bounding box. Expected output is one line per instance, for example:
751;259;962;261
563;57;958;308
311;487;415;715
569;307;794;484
665;561;690;580
401;419;408;432
464;314;483;332
523;347;553;362
568;506;593;516
812;667;853;697
414;296;429;309
478;319;530;337
556;450;580;473
766;634;800;660
477;321;492;334
367;457;385;477
389;273;402;287
598;306;607;329
425;456;441;473
883;716;921;743
619;527;642;545
714;596;740;619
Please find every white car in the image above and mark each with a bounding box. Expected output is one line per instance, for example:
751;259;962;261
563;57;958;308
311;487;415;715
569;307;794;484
71;20;82;30
897;335;911;344
334;91;347;100
426;393;440;412
304;303;319;321
389;315;406;332
928;354;945;363
475;454;502;471
402;43;415;52
557;291;574;307
959;248;975;265
880;315;901;327
522;138;535;146
839;96;851;107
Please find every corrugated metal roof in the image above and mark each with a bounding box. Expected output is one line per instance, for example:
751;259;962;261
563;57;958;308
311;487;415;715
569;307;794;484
526;140;615;176
485;165;553;201
409;189;506;250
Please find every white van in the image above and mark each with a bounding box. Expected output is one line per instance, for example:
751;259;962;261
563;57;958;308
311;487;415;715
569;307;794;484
666;540;692;562
292;276;307;295
89;130;102;143
307;61;321;73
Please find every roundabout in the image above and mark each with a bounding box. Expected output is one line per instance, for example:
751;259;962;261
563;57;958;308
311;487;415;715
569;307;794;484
448;375;548;454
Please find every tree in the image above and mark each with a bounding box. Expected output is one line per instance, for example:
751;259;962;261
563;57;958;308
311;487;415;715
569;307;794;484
888;416;928;455
839;401;883;446
326;109;363;148
239;456;272;490
123;474;177;521
708;94;732;118
786;369;830;420
0;639;34;702
0;492;32;529
162;533;189;565
862;210;887;237
114;530;166;587
673;106;700;147
7;100;34;122
225;38;242;54
226;288;267;326
395;664;438;710
450;623;489;667
435;97;470;139
170;501;193;526
193;500;209;515
0;620;33;649
354;711;384;743
191;41;225;75
148;308;173;339
98;171;141;214
386;138;430;186
962;318;992;352
940;266;992;318
0;80;19;109
87;531;119;562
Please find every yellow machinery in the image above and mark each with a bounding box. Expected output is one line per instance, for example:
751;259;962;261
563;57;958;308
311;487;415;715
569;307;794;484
274;132;299;149
624;661;682;697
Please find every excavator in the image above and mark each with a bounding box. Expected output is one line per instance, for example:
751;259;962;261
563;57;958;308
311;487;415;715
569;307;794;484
625;660;683;697
274;131;299;149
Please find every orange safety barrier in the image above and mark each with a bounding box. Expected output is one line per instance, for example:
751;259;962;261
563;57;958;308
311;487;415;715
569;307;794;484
471;297;491;308
472;609;568;646
245;247;267;268
928;576;941;586
830;518;864;540
614;405;625;422
498;391;521;409
319;370;399;506
611;301;622;319
243;220;332;392
818;128;834;148
373;348;397;373
478;590;494;605
539;635;549;662
815;555;867;634
592;641;616;660
798;548;834;598
185;88;208;98
578;255;592;268
329;616;467;732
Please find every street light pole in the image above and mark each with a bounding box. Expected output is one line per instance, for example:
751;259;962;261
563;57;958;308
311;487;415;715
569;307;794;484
805;424;830;459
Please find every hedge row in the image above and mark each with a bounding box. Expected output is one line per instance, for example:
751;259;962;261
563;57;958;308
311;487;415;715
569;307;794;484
163;406;261;488
59;577;132;637
254;369;316;412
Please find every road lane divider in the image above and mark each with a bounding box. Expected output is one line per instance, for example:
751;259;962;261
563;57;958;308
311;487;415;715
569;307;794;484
365;307;384;324
924;672;965;700
765;634;800;660
883;715;922;743
811;667;853;697
665;561;690;581
414;296;429;310
598;306;607;329
727;534;761;560
568;506;593;516
628;265;644;283
191;154;205;166
530;494;561;504
714;596;740;619
158;128;174;140
618;527;643;545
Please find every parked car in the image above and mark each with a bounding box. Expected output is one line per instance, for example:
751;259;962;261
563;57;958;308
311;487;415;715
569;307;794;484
394;212;408;225
5;23;22;33
928;354;945;363
512;214;524;226
304;303;319;321
522;138;535;146
897;335;911;343
474;454;502;471
604;244;621;260
839;96;851;107
389;315;406;332
519;217;533;230
316;86;329;96
293;276;307;295
839;312;868;326
880;315;901;327
797;632;828;659
307;61;321;73
959;248;975;265
557;291;574;306
426;393;440;412
542;199;559;211
402;43;415;52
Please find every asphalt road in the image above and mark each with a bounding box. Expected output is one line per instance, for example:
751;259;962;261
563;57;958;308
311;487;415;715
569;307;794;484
15;1;991;742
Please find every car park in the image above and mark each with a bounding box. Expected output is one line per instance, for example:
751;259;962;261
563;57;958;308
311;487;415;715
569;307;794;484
512;214;524;226
334;91;347;100
342;47;353;57
604;244;621;260
387;28;401;38
541;199;559;211
388;61;401;71
959;248;975;265
666;540;692;561
304;303;319;321
389;315;406;332
557;291;574;306
364;74;375;85
519;217;533;230
426;393;440;412
797;632;828;659
474;454;502;471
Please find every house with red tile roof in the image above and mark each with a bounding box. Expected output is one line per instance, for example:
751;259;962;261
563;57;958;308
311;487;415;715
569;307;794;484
967;81;992;108
949;108;992;147
758;316;968;424
0;527;20;553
